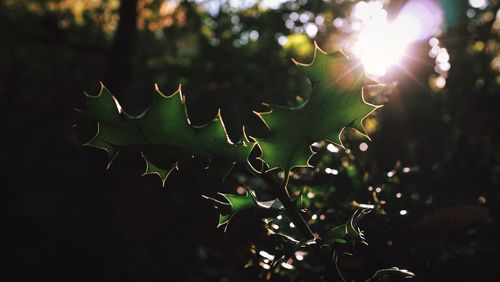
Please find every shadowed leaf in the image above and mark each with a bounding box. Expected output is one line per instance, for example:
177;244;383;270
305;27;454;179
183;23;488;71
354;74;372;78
81;83;255;186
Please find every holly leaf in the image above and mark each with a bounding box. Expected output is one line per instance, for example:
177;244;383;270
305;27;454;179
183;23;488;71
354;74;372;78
81;83;254;186
203;189;291;231
255;44;383;179
202;190;257;231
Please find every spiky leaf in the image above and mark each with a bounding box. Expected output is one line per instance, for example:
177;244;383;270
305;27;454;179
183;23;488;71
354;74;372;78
82;83;254;186
203;189;291;231
255;44;383;178
202;190;257;230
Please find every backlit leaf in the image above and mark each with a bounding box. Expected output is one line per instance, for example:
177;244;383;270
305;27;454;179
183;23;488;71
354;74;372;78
82;83;254;186
255;44;384;180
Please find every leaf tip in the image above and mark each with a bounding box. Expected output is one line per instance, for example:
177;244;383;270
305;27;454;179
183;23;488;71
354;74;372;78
338;48;351;60
105;152;119;170
313;40;327;55
291;57;302;66
154;83;169;99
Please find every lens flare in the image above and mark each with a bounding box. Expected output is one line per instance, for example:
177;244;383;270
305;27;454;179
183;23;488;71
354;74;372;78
351;0;443;77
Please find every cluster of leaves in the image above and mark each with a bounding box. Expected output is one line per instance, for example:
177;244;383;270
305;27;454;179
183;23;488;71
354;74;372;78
80;44;413;281
83;45;377;183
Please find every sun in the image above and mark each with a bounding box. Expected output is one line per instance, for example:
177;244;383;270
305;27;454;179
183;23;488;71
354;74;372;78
349;0;443;77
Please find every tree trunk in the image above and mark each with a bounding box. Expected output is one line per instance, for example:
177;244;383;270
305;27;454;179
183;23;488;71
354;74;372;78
105;0;138;97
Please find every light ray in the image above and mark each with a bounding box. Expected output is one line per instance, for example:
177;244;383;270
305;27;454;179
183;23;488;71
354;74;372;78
350;0;444;77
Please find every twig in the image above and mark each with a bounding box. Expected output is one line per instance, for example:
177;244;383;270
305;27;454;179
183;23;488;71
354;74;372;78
261;172;343;281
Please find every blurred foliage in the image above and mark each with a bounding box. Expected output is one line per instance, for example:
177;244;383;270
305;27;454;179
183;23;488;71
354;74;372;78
2;0;499;281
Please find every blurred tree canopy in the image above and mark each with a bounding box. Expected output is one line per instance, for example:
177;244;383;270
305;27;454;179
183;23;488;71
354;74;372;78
2;0;499;281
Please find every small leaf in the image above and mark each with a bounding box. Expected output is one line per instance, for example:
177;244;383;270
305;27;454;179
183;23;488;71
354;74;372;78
203;190;257;231
203;189;304;231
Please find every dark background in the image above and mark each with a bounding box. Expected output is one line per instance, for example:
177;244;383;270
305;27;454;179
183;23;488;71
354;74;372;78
3;0;499;281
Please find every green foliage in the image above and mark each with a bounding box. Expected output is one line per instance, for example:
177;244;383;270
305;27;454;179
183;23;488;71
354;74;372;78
202;188;288;230
83;44;383;186
81;44;408;281
5;0;499;280
255;44;380;178
203;190;257;229
83;83;254;186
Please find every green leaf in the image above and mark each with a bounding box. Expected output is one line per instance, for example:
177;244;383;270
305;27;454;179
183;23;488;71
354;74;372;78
365;267;416;282
255;44;383;179
202;190;257;231
82;83;255;186
203;189;295;231
218;192;256;228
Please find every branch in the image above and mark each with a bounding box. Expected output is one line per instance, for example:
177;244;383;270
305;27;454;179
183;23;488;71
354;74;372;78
261;172;344;281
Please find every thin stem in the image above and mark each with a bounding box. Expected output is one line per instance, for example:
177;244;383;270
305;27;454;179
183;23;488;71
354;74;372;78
261;172;343;281
276;177;315;239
